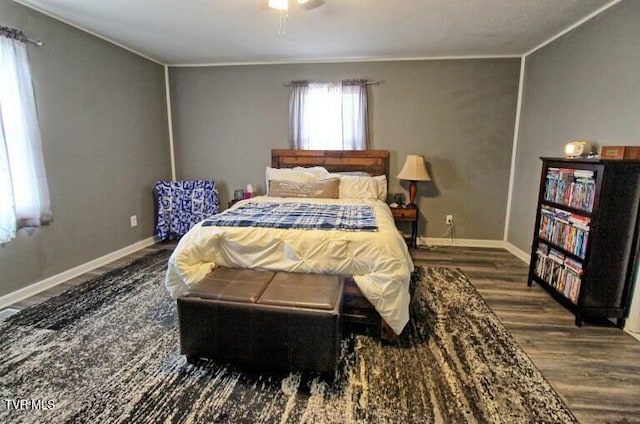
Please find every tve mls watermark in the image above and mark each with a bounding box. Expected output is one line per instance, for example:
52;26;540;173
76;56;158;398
4;399;55;410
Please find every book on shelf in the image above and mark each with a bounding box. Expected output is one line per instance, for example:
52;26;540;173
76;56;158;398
533;241;583;303
560;268;582;303
537;206;590;258
544;167;596;212
546;248;565;287
564;257;583;274
563;257;583;303
534;243;548;279
568;276;581;303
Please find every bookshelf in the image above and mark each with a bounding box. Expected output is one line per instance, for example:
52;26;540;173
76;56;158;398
527;157;640;327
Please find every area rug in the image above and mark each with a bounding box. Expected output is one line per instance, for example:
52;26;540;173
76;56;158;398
0;250;578;423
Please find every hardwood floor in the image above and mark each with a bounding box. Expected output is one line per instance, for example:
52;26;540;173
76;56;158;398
2;243;639;423
413;245;640;424
1;244;173;311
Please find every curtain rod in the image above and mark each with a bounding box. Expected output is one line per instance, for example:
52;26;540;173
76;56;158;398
0;26;44;46
283;80;380;87
27;38;44;47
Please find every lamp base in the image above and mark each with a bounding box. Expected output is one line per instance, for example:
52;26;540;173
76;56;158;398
408;180;417;207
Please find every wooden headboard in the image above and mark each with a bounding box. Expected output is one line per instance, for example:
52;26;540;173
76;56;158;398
271;149;390;180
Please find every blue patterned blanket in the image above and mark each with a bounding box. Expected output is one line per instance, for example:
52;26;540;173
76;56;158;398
155;180;219;240
202;202;378;231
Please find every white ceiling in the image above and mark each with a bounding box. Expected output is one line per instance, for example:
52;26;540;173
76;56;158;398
14;0;616;66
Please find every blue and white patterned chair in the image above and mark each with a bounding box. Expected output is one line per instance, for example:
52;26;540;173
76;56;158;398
154;180;219;241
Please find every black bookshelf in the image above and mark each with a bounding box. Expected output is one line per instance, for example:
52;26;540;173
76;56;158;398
527;157;640;327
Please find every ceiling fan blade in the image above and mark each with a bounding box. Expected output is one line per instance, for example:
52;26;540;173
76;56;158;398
298;0;325;11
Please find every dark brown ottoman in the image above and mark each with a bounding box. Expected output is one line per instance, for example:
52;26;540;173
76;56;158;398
177;267;343;375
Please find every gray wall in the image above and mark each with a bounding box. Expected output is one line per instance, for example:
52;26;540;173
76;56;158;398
170;59;520;240
0;0;171;297
508;0;640;252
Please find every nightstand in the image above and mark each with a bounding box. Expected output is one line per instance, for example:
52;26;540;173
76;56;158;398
390;206;418;248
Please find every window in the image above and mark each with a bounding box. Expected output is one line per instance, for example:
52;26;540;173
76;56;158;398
0;27;52;243
289;80;369;150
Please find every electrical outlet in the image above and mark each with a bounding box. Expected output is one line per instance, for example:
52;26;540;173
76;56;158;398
446;214;453;225
130;215;137;227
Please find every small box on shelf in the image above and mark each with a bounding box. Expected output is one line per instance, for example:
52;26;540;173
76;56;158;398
600;146;640;160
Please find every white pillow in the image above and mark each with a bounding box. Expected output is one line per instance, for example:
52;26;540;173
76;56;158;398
297;166;331;180
373;175;388;202
332;174;385;200
265;166;330;194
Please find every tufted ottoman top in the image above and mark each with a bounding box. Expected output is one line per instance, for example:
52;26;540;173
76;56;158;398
187;267;275;303
187;267;341;311
257;272;341;310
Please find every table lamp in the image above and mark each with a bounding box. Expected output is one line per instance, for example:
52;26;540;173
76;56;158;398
397;154;431;208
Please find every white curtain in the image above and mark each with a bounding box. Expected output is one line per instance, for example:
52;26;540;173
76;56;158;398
289;80;369;150
341;81;369;150
0;29;52;243
289;82;310;149
0;117;16;242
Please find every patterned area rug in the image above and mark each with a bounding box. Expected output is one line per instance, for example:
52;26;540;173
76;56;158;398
0;250;577;423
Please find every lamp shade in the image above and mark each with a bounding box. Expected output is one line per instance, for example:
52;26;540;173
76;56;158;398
397;155;431;181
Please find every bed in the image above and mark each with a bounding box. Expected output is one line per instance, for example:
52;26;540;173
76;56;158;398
165;149;414;336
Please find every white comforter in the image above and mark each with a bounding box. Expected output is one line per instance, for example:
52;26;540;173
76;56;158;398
165;196;414;334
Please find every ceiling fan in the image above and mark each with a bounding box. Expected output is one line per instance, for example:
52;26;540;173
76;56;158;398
268;0;326;12
267;0;326;35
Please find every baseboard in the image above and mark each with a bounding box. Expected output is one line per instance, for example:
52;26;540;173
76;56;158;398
625;329;640;342
420;237;506;249
0;236;158;310
503;242;531;264
419;238;531;264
